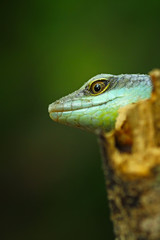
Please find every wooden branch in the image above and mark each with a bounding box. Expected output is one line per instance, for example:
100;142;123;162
99;69;160;240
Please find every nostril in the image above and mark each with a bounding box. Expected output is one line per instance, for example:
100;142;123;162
48;104;53;113
48;102;57;113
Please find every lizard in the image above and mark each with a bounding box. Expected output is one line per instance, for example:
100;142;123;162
48;74;152;133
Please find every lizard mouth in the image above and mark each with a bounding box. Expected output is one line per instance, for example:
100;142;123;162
48;101;107;113
48;96;121;114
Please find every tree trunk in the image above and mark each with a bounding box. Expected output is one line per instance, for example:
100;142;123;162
99;69;160;240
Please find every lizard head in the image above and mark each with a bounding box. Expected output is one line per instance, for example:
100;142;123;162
48;74;151;133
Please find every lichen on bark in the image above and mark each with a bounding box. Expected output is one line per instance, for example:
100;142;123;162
100;69;160;240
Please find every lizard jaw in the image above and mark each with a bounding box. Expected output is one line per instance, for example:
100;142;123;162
48;98;109;114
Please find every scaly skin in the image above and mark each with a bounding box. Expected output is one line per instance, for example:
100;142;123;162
48;74;152;133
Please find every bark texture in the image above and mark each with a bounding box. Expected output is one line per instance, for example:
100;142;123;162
100;69;160;240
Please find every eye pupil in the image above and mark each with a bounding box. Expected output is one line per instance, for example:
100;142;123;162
90;80;109;95
94;84;101;92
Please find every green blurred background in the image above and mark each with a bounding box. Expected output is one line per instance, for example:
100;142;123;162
1;0;160;239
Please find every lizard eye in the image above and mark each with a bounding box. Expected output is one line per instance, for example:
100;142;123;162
90;80;109;95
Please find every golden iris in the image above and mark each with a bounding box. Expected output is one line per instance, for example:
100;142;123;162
90;80;109;95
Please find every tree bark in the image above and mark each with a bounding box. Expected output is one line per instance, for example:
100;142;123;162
99;69;160;240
